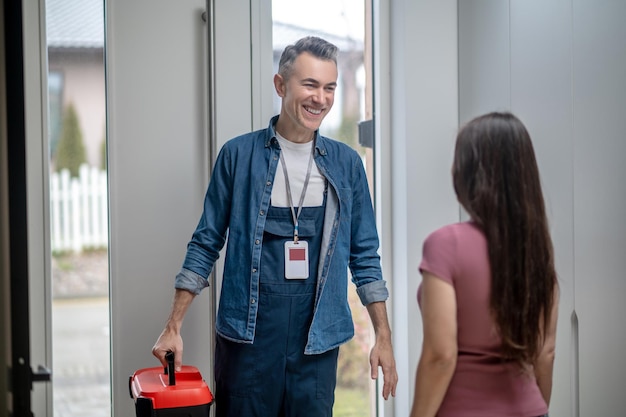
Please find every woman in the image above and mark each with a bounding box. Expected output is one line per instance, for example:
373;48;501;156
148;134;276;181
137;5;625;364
410;112;559;417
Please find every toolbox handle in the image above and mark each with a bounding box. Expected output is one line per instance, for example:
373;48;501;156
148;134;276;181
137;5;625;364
164;351;176;386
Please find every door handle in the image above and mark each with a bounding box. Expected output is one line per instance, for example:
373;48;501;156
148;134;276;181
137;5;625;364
31;365;52;383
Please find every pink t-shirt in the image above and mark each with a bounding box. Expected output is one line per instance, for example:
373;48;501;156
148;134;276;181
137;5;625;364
418;222;548;417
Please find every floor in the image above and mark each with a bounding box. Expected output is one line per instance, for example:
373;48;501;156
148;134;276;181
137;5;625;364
52;252;111;417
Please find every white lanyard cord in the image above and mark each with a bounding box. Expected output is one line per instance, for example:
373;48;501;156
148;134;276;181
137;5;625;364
278;142;314;243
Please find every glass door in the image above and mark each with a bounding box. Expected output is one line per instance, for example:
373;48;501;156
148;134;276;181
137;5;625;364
4;1;110;415
271;1;376;415
45;0;110;415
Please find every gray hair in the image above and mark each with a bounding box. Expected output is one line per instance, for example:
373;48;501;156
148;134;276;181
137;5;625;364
278;36;338;80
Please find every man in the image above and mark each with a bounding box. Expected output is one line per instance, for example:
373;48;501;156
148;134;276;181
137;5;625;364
152;36;397;417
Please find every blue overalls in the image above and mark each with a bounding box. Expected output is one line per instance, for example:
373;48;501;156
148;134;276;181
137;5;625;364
214;195;338;417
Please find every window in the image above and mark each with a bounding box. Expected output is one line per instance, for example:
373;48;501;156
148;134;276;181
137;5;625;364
272;1;376;415
46;0;109;415
47;71;63;158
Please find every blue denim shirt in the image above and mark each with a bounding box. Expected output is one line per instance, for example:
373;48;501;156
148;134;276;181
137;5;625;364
175;116;388;354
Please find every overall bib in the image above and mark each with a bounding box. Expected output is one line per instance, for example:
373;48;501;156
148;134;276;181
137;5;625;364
215;198;339;417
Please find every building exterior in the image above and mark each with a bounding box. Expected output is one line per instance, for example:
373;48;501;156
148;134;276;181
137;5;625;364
46;0;365;170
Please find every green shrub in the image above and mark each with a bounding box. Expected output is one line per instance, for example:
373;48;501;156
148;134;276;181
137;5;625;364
55;102;87;176
100;125;107;170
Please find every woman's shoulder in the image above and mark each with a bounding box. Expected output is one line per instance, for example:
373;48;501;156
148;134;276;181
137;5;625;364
426;221;482;242
423;222;486;257
420;221;487;280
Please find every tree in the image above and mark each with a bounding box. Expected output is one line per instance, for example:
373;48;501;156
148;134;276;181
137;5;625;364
55;102;87;176
100;126;107;170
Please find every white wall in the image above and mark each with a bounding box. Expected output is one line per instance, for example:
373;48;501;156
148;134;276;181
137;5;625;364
571;2;626;415
386;1;626;417
381;1;460;415
457;1;626;416
106;1;257;415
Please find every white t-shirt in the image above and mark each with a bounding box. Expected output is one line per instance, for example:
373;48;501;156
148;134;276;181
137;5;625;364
271;133;326;208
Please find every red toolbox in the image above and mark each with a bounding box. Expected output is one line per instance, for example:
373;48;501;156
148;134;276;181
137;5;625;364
129;352;213;416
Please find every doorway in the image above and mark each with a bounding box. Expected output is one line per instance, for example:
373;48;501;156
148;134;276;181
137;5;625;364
271;1;377;415
46;0;110;415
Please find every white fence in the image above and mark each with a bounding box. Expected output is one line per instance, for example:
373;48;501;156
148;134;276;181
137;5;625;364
50;164;108;253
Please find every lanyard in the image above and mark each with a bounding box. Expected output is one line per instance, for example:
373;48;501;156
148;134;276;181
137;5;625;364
278;142;314;243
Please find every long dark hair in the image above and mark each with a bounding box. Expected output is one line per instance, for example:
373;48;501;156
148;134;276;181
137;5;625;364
452;112;557;366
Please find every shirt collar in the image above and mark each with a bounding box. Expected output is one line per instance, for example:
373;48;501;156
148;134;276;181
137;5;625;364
265;115;327;157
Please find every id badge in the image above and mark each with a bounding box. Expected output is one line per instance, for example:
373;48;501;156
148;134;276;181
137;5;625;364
284;240;309;279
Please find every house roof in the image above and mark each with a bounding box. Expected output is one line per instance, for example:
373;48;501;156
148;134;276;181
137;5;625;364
45;1;362;52
46;0;104;49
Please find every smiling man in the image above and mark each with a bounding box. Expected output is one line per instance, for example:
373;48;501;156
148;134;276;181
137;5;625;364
152;36;397;417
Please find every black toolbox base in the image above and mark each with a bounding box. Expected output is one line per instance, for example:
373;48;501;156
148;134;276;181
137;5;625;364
135;397;211;417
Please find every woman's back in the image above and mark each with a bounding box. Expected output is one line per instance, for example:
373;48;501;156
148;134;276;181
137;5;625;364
418;221;548;417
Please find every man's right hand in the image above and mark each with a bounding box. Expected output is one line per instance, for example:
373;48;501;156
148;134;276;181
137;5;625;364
151;288;196;371
152;327;184;371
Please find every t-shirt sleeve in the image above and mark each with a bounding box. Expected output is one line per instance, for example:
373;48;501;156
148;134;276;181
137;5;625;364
419;226;457;285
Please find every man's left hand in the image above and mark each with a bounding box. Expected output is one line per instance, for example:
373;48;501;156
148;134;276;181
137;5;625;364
370;336;398;400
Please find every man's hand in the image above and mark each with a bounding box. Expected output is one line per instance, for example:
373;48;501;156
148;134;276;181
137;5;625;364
366;301;398;400
370;337;398;400
152;289;195;371
152;327;184;371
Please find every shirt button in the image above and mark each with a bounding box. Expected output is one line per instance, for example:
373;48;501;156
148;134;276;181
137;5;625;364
251;299;256;304
274;156;278;160
255;239;260;244
252;268;257;273
266;181;271;186
260;210;265;216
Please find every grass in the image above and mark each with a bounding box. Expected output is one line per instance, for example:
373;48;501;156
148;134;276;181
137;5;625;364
55;258;74;271
333;386;371;417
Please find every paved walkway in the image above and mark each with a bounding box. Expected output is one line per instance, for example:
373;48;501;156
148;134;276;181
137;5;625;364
52;251;111;417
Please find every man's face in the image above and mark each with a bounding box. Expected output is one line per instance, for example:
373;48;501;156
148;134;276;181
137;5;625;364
274;52;338;141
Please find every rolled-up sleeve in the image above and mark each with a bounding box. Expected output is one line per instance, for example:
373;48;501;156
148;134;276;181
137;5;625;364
175;267;209;295
356;279;389;305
